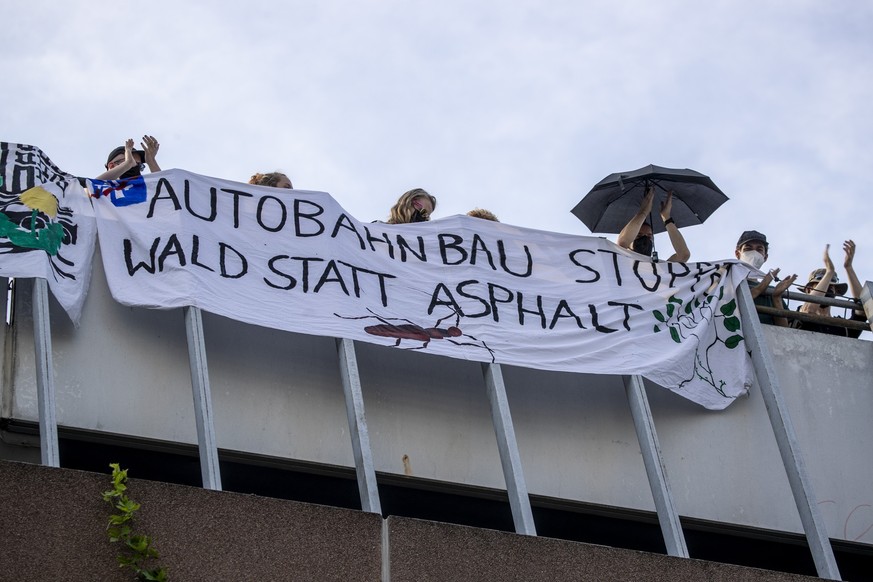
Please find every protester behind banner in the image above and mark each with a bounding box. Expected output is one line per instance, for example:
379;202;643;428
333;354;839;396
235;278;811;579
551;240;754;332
98;136;161;181
387;188;436;224
735;230;796;327
249;172;293;189
467;208;499;222
616;187;690;262
792;241;867;337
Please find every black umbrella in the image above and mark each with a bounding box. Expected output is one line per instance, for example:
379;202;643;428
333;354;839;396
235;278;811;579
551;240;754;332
571;164;728;234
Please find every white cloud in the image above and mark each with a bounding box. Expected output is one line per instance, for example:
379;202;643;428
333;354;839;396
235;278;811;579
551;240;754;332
2;0;872;317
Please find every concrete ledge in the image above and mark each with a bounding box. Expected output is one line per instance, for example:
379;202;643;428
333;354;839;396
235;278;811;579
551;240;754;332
0;460;382;581
0;460;824;581
384;516;821;582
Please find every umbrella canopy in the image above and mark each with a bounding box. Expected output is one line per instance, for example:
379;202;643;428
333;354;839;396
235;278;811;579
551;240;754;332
571;164;728;234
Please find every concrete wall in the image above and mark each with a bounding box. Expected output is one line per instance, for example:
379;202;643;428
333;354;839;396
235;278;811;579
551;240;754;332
0;460;821;582
5;254;873;545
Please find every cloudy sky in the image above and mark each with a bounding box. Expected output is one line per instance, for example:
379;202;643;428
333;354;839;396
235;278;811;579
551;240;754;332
4;1;872;325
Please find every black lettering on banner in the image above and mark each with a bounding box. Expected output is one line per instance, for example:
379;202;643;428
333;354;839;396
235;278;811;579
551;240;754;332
362;225;395;259
632;260;662;292
190;234;215;272
219;243;248;278
124;237;161;275
290;256;324;292
264;255;298;290
569;249;600;283
222;188;254;228
589;304;617;333
456;280;491;318
497;240;533;278
149;178;182;218
470;234;496;270
158;234;186;270
293;199;325;237
4;144;70;193
487;283;514;323
336;260;396;307
597;249;622;286
439;233;467;265
666;261;691;288
256;195;287;232
608;301;643;331
397;234;426;262
549;300;585;330
428;283;465;316
313;260;350;296
184;183;217;221
516;291;546;328
331;213;366;250
691;262;723;293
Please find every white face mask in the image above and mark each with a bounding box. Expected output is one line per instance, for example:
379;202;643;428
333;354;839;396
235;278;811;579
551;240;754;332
739;250;766;269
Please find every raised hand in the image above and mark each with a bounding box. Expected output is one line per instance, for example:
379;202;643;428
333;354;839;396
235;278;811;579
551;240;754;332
659;190;674;222
640;186;655;214
823;243;835;272
773;273;797;296
141;135;160;171
843;239;856;269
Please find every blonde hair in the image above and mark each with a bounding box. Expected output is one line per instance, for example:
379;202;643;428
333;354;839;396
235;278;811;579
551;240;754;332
249;172;291;188
467;208;499;222
387;188;436;224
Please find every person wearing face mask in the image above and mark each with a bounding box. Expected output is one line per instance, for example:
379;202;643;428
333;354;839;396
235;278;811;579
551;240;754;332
735;230;796;327
616;187;690;262
97;135;161;181
386;188;436;224
791;241;866;337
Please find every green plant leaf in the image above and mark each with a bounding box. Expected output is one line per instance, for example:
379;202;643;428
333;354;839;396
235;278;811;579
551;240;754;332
684;301;693;314
694;298;700;308
653;310;665;322
118;499;141;513
718;286;724;300
666;303;675;317
653;325;661;333
706;295;714;304
725;334;743;349
127;535;150;553
723;316;741;332
108;514;131;525
669;295;683;304
719;299;736;316
669;327;681;343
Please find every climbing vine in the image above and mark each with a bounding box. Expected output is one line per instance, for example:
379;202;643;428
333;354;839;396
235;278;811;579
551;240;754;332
102;463;169;581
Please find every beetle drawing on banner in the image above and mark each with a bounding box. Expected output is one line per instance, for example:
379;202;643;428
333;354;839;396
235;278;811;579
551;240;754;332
334;308;496;363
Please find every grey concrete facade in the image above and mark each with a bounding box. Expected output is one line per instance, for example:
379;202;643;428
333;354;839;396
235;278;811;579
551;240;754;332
4;257;873;548
0;460;822;582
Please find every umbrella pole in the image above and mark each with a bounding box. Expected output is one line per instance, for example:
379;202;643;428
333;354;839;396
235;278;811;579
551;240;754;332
647;180;659;262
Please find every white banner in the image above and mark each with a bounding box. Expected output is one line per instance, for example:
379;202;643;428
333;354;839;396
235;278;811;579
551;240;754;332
90;169;754;409
0;143;96;324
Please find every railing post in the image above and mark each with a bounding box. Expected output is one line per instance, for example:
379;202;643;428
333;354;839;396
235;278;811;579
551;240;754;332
183;306;222;491
483;363;536;535
623;375;688;557
32;278;59;467
860;281;873;333
736;282;841;580
336;338;382;514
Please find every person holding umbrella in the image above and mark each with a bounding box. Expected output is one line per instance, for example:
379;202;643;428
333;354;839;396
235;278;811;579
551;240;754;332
616;187;690;262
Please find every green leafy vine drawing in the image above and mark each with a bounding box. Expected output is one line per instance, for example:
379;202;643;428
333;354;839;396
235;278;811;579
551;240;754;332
652;283;744;397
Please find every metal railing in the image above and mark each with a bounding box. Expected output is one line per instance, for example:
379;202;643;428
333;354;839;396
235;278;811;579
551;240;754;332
24;278;873;580
757;284;873;334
